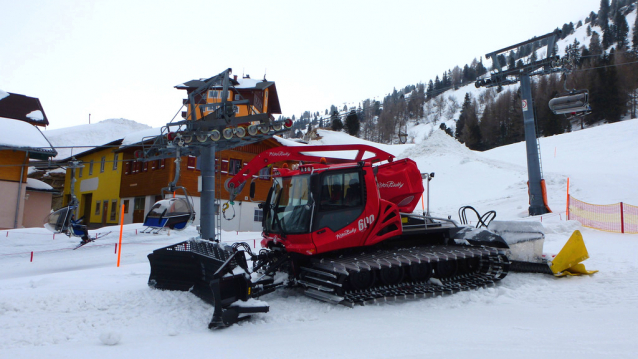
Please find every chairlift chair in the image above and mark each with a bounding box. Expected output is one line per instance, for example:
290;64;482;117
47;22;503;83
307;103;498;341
142;186;196;234
548;90;591;118
44;205;89;239
44;206;75;234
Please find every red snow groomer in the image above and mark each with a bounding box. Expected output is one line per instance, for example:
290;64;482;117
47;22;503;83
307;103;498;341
147;144;594;328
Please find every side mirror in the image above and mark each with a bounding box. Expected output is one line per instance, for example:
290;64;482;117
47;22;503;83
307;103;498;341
249;181;256;199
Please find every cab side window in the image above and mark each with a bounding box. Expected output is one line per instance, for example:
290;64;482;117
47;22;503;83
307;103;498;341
315;171;364;233
320;172;362;209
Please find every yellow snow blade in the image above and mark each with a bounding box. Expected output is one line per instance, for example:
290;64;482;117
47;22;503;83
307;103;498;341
550;230;598;277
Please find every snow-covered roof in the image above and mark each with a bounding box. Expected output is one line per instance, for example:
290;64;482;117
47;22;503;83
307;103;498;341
120;127;163;147
26;178;55;192
0;117;57;158
175;77;274;91
272;135;306;147
45;118;152;160
0;92;49;126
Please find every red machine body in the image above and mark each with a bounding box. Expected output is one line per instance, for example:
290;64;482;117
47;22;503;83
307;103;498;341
226;144;424;256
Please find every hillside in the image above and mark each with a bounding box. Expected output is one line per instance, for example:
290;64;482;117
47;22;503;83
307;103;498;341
288;2;638;151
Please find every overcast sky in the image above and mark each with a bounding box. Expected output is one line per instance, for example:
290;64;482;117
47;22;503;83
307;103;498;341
1;0;601;130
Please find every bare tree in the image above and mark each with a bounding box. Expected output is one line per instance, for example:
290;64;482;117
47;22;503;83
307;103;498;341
433;95;447;124
446;96;459;120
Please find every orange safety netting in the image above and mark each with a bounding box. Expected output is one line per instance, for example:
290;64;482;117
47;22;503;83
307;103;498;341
568;196;638;234
624;202;638;234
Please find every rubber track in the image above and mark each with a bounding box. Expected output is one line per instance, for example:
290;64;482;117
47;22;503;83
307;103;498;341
300;245;510;306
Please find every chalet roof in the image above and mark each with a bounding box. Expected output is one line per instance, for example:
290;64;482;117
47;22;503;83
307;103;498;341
174;77;275;91
0;92;50;127
56;138;123;162
175;77;282;115
0;117;57;159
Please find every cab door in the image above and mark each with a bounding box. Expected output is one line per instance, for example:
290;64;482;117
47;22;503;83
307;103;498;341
312;169;366;253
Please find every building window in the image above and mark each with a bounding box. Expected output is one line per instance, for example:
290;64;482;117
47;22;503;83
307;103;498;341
254;209;263;222
208;90;218;99
110;200;117;221
259;166;271;180
113;154;119;170
124;161;131;175
100;156;106;173
95;201;101;215
229;158;242;175
89;160;94;176
187;156;196;170
160;159;165;169
123;199;130;213
134;197;145;211
79;167;83;178
142;162;148;172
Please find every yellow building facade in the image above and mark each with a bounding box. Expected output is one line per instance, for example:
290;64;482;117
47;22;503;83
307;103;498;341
62;140;123;227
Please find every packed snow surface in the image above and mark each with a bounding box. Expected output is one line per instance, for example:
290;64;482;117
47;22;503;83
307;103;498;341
2;120;638;358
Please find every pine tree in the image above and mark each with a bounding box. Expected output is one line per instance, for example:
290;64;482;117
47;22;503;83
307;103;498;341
331;111;343;131
599;0;610;27
462;100;481;150
589;31;603;58
600;0;613;48
613;11;629;49
344;110;360;136
455;93;472;142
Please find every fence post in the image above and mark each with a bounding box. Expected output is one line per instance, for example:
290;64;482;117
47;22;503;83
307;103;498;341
620;202;625;233
566;178;570;220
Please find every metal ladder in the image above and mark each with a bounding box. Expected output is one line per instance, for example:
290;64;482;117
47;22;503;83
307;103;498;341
214;152;222;242
533;103;544;179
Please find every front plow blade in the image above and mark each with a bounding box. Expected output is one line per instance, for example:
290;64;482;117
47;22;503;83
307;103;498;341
147;239;269;328
550;230;598;277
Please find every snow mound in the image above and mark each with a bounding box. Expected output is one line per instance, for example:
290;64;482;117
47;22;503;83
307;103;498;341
399;129;471;159
543;220;583;235
99;331;121;346
309;129;413;158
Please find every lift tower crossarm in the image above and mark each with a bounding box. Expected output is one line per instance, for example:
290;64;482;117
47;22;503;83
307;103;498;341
485;30;560;72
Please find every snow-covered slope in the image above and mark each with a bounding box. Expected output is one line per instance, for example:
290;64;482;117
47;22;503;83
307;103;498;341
44;118;151;160
2;115;638;358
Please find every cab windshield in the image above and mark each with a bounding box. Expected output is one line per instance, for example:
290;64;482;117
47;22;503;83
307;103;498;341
265;175;312;234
